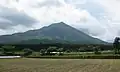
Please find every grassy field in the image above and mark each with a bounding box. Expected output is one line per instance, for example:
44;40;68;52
0;58;120;72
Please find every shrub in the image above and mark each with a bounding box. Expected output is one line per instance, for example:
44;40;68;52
27;55;120;59
93;46;101;55
23;48;33;56
40;49;46;56
1;45;16;55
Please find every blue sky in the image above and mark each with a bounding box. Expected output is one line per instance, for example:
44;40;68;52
0;0;120;42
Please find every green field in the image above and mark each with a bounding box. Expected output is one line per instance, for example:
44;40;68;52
0;58;120;72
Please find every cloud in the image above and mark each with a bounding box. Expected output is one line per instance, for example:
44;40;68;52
37;0;63;7
0;0;120;42
65;0;120;42
0;6;38;29
16;0;91;28
94;0;120;41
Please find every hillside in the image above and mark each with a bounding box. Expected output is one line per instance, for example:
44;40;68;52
0;22;107;44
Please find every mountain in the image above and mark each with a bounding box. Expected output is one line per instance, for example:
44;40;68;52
0;22;107;44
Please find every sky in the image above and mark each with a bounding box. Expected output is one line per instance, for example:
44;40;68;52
0;0;120;42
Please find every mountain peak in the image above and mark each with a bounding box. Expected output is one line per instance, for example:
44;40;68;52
47;22;72;29
55;22;66;24
50;22;68;26
0;22;106;44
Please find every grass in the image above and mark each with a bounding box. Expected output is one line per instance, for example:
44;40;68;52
28;55;120;59
0;58;120;72
32;50;114;56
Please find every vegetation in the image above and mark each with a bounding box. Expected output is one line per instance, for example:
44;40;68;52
22;48;33;56
0;37;119;59
0;59;120;72
28;55;120;59
113;37;120;54
40;49;46;56
0;22;117;59
47;47;57;53
93;46;101;54
0;45;15;55
0;22;106;44
0;44;115;57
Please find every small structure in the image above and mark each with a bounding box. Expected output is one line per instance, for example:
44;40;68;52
50;52;63;54
0;56;21;59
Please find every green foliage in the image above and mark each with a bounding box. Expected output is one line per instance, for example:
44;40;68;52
23;48;33;56
66;50;71;53
40;49;46;56
93;46;101;54
47;47;57;53
27;55;120;59
57;48;63;52
45;47;57;55
0;45;15;55
78;47;86;52
57;48;64;56
0;22;106;44
113;37;120;54
40;47;64;56
40;49;46;54
0;48;4;55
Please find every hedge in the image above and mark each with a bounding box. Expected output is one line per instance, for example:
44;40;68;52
27;55;120;59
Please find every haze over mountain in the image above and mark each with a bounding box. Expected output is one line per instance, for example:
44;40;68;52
0;0;120;42
0;22;106;44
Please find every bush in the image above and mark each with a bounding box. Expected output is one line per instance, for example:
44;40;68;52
113;37;120;54
94;51;101;55
40;49;46;56
66;50;70;53
23;48;33;56
45;47;58;55
0;48;4;55
27;55;120;59
93;46;101;55
58;52;64;56
47;47;57;53
1;45;16;55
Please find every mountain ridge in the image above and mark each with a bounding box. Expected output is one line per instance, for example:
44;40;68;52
0;22;107;44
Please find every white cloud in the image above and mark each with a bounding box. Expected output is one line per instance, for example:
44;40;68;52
94;0;120;41
0;0;120;42
0;5;38;29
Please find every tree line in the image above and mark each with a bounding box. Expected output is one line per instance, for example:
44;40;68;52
1;37;120;56
0;45;111;56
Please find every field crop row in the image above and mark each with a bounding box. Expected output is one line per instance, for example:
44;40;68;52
0;58;120;72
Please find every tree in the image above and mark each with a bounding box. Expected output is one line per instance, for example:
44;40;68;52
23;48;33;56
93;46;101;54
57;48;64;56
66;50;70;53
0;48;4;55
78;47;86;52
113;37;120;54
57;48;63;52
1;45;15;55
47;47;57;53
40;49;46;56
46;47;57;55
